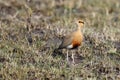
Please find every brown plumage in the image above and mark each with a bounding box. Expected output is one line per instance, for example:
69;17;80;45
55;19;84;63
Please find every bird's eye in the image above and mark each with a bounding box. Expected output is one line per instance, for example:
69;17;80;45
79;21;81;23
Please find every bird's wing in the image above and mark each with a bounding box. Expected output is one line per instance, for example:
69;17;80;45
58;34;73;49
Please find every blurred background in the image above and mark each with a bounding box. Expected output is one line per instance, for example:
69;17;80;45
0;0;120;80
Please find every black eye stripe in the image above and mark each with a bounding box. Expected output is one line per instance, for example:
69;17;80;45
79;21;84;24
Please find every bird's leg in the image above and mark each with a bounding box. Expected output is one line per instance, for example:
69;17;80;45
72;51;75;64
66;50;69;62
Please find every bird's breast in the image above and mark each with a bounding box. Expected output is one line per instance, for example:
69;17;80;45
72;33;83;49
72;40;81;48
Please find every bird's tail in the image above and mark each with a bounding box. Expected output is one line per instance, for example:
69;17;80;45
53;48;59;53
52;48;58;57
52;48;64;57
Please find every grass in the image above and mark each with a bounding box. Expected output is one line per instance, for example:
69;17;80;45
0;0;120;80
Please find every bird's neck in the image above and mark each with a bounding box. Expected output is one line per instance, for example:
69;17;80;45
78;26;82;32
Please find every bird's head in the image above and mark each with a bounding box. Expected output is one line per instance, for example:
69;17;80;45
76;20;84;28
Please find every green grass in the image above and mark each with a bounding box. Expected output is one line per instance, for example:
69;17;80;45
0;0;120;80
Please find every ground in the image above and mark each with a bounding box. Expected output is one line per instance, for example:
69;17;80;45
0;0;120;80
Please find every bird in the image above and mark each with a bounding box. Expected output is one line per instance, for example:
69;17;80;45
54;19;84;64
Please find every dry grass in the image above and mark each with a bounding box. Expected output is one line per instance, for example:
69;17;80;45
0;0;120;80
